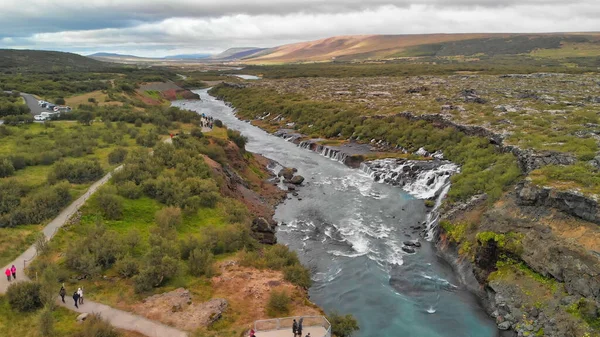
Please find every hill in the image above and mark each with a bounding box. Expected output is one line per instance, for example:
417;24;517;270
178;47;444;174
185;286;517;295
88;52;139;58
210;47;268;60
164;53;211;60
243;33;600;63
0;49;110;72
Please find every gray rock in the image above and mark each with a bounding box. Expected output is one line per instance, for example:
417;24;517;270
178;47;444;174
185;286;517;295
401;246;416;254
290;175;305;185
76;313;89;322
498;321;512;330
251;217;277;245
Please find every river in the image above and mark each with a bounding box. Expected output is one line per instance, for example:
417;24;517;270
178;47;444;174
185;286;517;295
173;89;498;337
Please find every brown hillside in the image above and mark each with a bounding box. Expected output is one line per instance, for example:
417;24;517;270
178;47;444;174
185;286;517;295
244;32;600;63
245;33;505;63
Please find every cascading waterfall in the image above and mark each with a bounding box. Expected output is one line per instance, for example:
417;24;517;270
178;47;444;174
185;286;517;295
360;158;460;241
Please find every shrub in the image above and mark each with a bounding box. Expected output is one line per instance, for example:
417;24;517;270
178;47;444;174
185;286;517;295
88;97;97;103
283;264;312;289
115;255;140;278
155;207;182;231
17;182;72;225
124;229;141;252
9;155;26;170
35;233;50;256
136;130;158;147
201;224;257;255
134;118;143;127
266;290;290;317
55;97;65;105
49;160;104;184
190;128;204;138
327;312;360;337
188;248;214;277
0;158;15;177
117;181;142;199
6;282;43;312
108;148;128;165
39;307;54;337
214;119;223;128
73;314;121;337
97;193;124;220
227;129;248;151
77;110;95;126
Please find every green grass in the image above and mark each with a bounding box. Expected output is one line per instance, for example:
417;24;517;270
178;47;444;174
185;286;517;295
0;296;82;337
0;225;41;266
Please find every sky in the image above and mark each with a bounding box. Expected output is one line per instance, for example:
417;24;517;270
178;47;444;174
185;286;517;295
0;0;599;57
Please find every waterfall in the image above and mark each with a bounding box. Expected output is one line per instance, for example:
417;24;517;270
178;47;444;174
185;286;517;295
424;183;451;241
360;159;459;199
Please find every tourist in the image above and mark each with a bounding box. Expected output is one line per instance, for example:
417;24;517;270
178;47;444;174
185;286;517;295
249;329;256;337
77;287;84;305
305;334;311;337
10;265;16;279
297;318;303;337
73;291;80;308
292;319;298;336
4;268;10;281
59;285;66;303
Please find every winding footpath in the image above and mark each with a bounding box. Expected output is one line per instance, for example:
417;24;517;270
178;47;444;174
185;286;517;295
0;152;188;337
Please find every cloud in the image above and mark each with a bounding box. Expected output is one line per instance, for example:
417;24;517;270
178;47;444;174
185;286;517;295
1;0;599;56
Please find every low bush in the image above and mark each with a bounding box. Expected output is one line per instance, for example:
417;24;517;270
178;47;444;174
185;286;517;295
73;314;121;337
227;129;248;151
117;181;142;199
188;248;214;277
108;148;128;165
191;128;204;138
6;282;43;312
266;290;290;317
38;306;54;337
327;312;360;337
283;264;312;289
115;255;140;278
49;159;104;184
155;207;182;231
96;193;124;220
0;158;15;177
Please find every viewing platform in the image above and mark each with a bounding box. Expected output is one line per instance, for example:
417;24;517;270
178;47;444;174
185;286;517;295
254;316;331;337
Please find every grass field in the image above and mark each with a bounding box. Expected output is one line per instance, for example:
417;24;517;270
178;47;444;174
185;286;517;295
0;121;154;268
0;225;41;266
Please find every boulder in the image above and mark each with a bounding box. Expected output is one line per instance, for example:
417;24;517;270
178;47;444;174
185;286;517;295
76;313;89;322
290;175;305;185
278;168;295;180
401;246;415;254
198;299;228;326
251;217;277;245
498;321;512;330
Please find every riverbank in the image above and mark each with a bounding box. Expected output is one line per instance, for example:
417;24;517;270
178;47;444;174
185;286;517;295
208;83;600;337
175;89;500;337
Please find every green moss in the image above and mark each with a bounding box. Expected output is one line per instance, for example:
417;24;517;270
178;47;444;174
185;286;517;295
440;221;468;243
476;231;524;255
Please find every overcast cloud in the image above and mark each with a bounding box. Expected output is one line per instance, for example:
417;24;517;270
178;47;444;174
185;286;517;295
0;0;599;57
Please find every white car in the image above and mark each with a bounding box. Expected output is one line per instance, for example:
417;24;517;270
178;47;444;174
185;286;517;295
34;115;46;121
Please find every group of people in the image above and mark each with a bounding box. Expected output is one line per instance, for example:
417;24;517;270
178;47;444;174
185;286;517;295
4;265;16;281
59;285;84;308
201;113;214;129
247;318;311;337
293;318;310;337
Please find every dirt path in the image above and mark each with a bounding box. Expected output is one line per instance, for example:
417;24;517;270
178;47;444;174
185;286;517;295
0;140;188;337
56;299;187;337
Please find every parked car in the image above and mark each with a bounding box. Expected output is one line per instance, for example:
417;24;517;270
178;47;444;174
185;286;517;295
34;115;45;121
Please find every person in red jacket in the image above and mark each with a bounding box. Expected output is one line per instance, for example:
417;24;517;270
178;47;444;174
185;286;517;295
5;268;11;281
10;265;16;279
